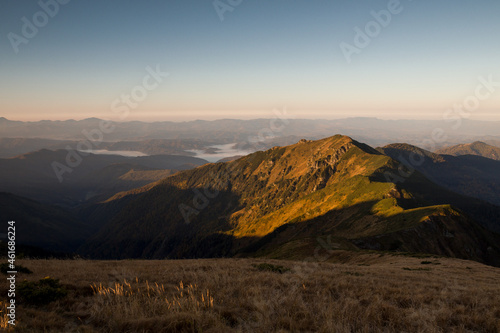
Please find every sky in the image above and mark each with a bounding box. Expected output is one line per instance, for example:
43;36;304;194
0;0;499;122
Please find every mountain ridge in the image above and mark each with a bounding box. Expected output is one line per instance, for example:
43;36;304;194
78;135;500;266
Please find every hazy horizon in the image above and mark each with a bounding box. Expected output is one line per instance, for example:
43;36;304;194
2;113;500;123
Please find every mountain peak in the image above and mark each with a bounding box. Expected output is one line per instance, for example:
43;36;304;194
81;117;102;122
79;134;500;266
436;141;500;161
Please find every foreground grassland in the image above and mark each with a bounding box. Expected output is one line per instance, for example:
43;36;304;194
1;253;500;332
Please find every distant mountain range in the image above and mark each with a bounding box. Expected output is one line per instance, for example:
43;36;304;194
2;117;500;151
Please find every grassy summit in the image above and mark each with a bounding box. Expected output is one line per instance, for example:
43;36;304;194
79;136;500;265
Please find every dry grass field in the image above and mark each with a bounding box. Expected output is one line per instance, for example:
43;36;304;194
1;252;500;332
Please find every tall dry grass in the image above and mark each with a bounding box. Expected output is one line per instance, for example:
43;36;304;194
90;279;214;331
0;253;499;332
0;300;13;330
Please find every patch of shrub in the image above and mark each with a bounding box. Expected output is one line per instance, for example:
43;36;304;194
402;267;431;271
388;240;403;251
395;252;438;259
252;263;290;274
18;277;67;305
0;263;32;274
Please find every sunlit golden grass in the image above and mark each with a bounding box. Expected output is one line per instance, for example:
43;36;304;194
90;279;214;326
1;252;499;332
0;300;13;330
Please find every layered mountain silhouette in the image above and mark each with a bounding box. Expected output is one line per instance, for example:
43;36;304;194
0;149;208;207
0;137;209;158
78;136;500;265
3;117;500;148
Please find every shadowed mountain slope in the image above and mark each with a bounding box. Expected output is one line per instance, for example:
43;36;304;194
379;143;500;209
0;192;89;252
0;149;207;207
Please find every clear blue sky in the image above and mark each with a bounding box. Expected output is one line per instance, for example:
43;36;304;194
1;0;499;121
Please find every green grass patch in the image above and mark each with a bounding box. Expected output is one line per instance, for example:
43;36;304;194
391;252;440;259
343;271;364;276
18;277;67;305
252;263;291;274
